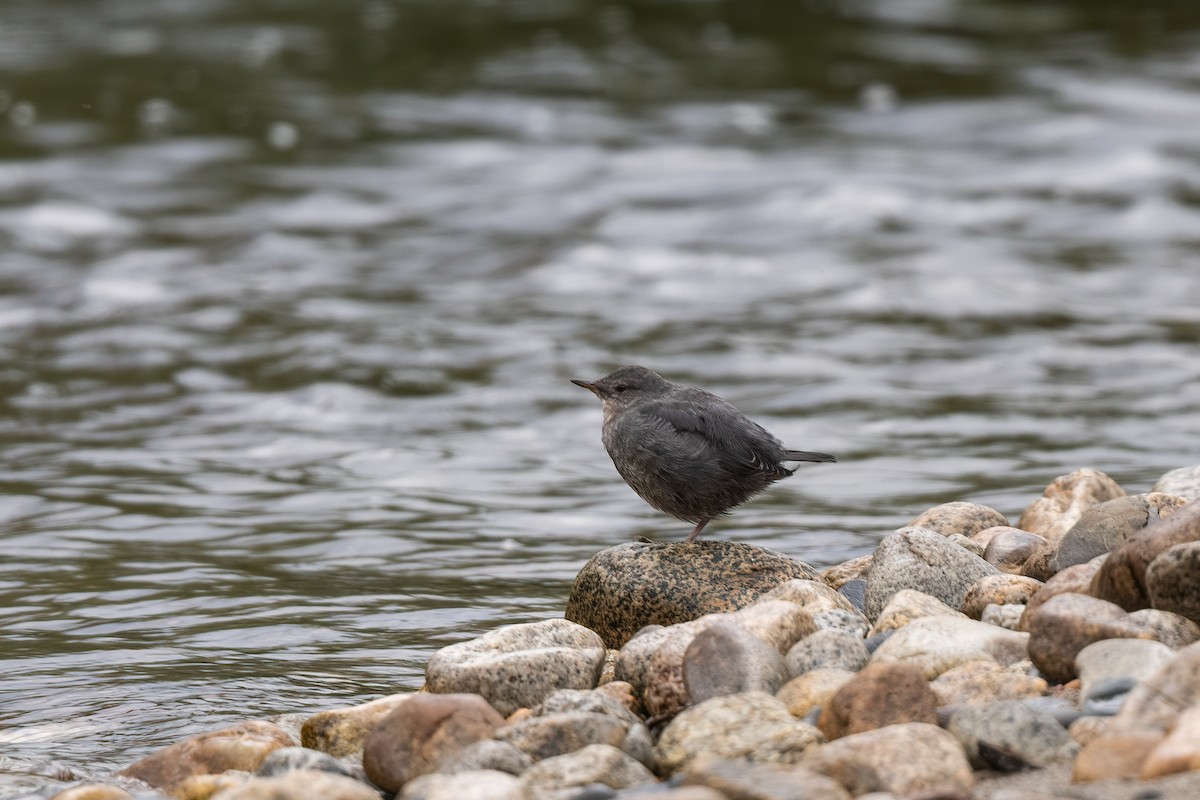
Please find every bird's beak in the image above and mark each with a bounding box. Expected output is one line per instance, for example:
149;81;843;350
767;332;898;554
571;379;600;396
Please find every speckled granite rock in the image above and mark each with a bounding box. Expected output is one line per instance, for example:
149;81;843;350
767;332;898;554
870;616;1030;679
960;575;1043;619
785;628;868;676
1016;468;1126;542
206;769;379;800
300;694;414;758
868;589;966;637
864;527;999;621
117;720;294;793
399;769;520;800
801;722;974;797
1146;541;1200;625
679;755;853;800
908;501;1009;538
496;710;648;765
565;541;818;648
777;668;856;720
819;555;872;590
517;744;654;797
1019;555;1107;632
946;700;1078;771
437;740;532;776
757;579;860;616
1153;465;1200;500
1050;494;1188;573
425;619;606;716
254;746;362;780
930;661;1047;707
817;662;938;740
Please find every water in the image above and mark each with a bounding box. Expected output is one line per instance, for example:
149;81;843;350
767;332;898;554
2;0;1200;794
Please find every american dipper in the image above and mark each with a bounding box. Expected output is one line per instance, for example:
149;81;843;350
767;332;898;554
572;365;836;541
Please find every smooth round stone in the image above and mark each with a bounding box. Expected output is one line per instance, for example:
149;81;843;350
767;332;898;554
495;711;641;763
566;541;818;649
930;661;1047;707
1152;465;1200;500
1016;468;1126;543
864;527;999;621
399;769;520;800
819;556;872;590
817;662;938;740
209;769;380;800
811;609;870;638
1049;494;1187;573
425;619;606;716
982;527;1047;575
679;756;852;800
1141;705;1200;778
536;688;641;726
117;720;294;793
870;616;1030;680
777;668;856;720
757;579;858;615
655;692;825;773
1018;555;1107;632
1147;541;1200;625
1091;498;1200;611
960;574;1043;619
48;786;134;800
946;700;1078;771
868;589;966;637
255;746;360;780
437;740;532;776
300;693;414;758
683;621;787;703
907;502;1009;538
800;722;974;797
517;744;655;796
785;629;868;677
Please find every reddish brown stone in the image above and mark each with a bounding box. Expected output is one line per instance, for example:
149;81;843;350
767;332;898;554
817;662;938;740
1018;557;1106;632
1092;499;1200;611
1026;593;1163;682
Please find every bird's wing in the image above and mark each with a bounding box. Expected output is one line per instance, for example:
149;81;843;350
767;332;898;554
637;398;791;480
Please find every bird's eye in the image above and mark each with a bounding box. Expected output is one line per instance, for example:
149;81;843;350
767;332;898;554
614;384;628;393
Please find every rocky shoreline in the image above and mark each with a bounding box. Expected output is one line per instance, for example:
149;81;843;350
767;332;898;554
38;465;1200;800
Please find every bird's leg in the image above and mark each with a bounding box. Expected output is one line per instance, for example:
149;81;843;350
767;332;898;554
685;519;709;542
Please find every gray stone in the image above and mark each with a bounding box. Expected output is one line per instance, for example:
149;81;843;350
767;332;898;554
1147;541;1200;625
1153;465;1200;500
212;769;380;800
946;700;1078;770
565;541;818;649
683;621;788;703
679;756;853;800
1050;494;1188;573
496;711;638;762
810;609;869;638
400;769;520;800
425;619;606;716
864;527;999;621
1091;499;1200;612
785;629;868;677
536;689;641;727
517;744;654;798
982;528;1047;575
438;740;533;776
1016;468;1126;543
981;603;1026;630
255;746;361;780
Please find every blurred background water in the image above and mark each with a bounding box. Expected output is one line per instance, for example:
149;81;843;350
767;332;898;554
1;0;1200;794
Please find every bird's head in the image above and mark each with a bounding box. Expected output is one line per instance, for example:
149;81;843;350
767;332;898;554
571;365;671;409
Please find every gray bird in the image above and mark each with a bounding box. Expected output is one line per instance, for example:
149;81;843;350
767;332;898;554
572;365;836;541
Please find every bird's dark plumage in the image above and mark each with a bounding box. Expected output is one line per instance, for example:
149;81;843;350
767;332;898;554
572;365;835;541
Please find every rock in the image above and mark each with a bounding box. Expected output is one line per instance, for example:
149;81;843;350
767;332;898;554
982;603;1026;630
117;721;294;792
49;787;133;800
817;662;937;740
835;580;866;615
438;740;533;776
810;610;869;639
679;755;853;800
777;669;855;721
1075;642;1176;714
1153;465;1200;500
517;744;654;797
594;681;642;717
1109;640;1200;734
615;789;725;800
566;541;818;648
863;527;999;621
399;770;520;800
726;600;818;656
205;769;379;800
255;747;361;780
1018;555;1107;632
1050;494;1188;573
870;616;1030;679
946;700;1078;770
1016;468;1126;542
784;629;868;678
959;575;1042;619
801;722;973;797
757;579;859;616
930;661;1047;707
1091;498;1200;611
496;711;640;762
1142;704;1200;778
819;556;872;590
982;528;1048;575
175;772;247;798
426;619;606;716
1068;715;1110;747
361;693;505;794
1147;541;1200;625
1073;731;1166;781
867;589;966;637
1026;593;1192;682
908;502;1009;538
536;689;641;727
300;694;413;758
683;621;788;702
656;692;825;773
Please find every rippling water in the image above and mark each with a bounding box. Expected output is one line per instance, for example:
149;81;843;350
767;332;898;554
2;1;1200;795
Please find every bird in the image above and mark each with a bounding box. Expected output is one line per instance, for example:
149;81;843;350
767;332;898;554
571;365;835;541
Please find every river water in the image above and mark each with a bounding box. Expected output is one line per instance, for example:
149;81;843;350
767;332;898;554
2;0;1200;795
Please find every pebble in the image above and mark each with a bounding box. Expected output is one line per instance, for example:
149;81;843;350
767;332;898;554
946;700;1079;770
816;662;938;739
981;527;1047;575
959;574;1043;619
517;744;655;798
437;740;532;775
1015;468;1126;542
776;668;855;720
679;755;853;800
565;541;818;648
1075;639;1176;716
425;619;607;716
1151;464;1200;499
867;588;966;637
930;660;1047;706
907;501;1010;538
863;527;999;621
1091;498;1200;611
756;578;858;616
399;769;520;800
655;692;825;773
117;721;294;793
785;628;869;676
819;555;872;590
801;722;974;797
300;693;413;758
1146;541;1200;625
204;768;379;800
870;615;1030;679
254;746;362;780
981;602;1026;630
495;711;644;763
811;608;869;638
1018;555;1107;631
682;621;788;702
1049;493;1188;572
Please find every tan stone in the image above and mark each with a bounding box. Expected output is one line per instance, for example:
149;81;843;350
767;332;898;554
1072;731;1163;782
960;574;1043;619
300;693;414;757
777;668;855;720
930;660;1047;706
117;721;293;792
868;589;965;637
49;786;134;800
802;722;974;796
1017;468;1126;542
1142;705;1200;778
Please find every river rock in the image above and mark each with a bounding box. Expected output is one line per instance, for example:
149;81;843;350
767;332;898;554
399;770;520;800
254;747;361;780
300;693;413;758
1146;541;1200;625
438;740;532;775
1141;704;1200;779
517;744;654;797
908;501;1009;538
946;700;1078;770
1109;640;1200;733
867;588;966;637
655;692;824;773
1153;465;1200;500
1016;468;1126;542
959;574;1043;619
1026;593;1195;682
982;527;1047;575
683;621;787;702
1018;555;1107;631
930;661;1047;706
1072;731;1166;781
801;722;973;797
679;755;853;800
727;599;819;655
1091;498;1200;611
777;668;855;720
425;619;606;716
816;662;937;739
206;769;379;800
118;721;294;793
565;541;818;648
757;579;859;616
361;693;505;794
48;787;133;800
536;688;641;726
785;629;868;677
870;615;1030;679
863;527;999;621
982;603;1026;630
496;711;644;763
819;555;872;590
1050;493;1188;573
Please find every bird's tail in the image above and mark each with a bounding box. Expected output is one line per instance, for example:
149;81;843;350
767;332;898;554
785;450;837;463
